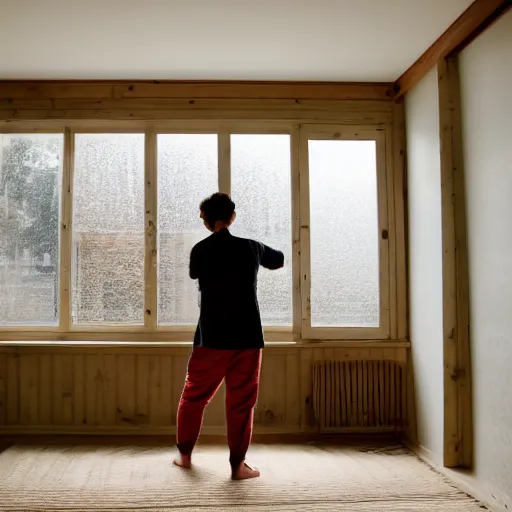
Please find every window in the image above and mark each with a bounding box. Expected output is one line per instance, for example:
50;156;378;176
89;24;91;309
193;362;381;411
0;122;395;342
301;127;389;339
230;134;292;326
157;134;218;325
309;140;379;327
72;134;145;325
0;134;63;326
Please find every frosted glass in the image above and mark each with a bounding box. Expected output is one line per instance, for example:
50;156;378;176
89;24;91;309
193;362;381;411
309;140;379;327
0;134;63;325
72;134;145;324
231;134;292;326
157;134;218;325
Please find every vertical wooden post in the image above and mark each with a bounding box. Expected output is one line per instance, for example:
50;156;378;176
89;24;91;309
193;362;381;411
393;100;409;341
144;131;157;330
218;133;230;195
375;132;391;339
290;126;302;340
59;128;74;331
438;56;472;468
385;125;398;340
298;130;311;337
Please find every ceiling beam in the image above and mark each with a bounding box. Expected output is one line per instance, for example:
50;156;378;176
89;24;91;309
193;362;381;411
0;80;394;102
394;0;512;99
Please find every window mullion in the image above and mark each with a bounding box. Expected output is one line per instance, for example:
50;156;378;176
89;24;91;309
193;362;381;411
291;126;302;340
144;130;158;330
298;128;312;339
218;133;231;195
59;128;74;332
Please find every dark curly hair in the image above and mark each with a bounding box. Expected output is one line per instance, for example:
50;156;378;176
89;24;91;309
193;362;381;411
199;193;236;230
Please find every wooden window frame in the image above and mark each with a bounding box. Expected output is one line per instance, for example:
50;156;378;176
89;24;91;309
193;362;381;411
299;125;391;340
0;118;399;343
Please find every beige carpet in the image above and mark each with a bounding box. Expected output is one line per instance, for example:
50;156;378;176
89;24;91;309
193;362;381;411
0;444;485;511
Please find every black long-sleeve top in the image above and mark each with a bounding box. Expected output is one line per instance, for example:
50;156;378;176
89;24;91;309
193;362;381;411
189;228;284;350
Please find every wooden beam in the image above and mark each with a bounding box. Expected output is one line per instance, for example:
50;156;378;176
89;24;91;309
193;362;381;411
291;126;302;341
0;80;394;102
0;109;393;123
0;329;292;343
113;82;393;101
385;124;398;340
438;56;472;469
392;101;408;341
298;128;312;340
395;0;512;98
0;84;394;122
144;132;157;330
59;129;74;332
0;340;410;352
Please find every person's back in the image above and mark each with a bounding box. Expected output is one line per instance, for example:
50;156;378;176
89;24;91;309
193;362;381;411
174;193;284;480
191;228;283;349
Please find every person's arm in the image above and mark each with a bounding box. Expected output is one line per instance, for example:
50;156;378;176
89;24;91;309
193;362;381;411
189;245;200;279
258;242;284;270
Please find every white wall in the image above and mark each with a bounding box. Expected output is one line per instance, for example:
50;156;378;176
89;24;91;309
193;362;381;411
458;11;512;510
405;68;444;465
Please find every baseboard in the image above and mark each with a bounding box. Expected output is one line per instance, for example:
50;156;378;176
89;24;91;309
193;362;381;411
0;424;402;436
0;424;402;451
403;439;510;512
0;425;303;436
0;431;401;454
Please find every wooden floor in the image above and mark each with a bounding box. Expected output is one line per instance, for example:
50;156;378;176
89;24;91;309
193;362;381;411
0;441;486;511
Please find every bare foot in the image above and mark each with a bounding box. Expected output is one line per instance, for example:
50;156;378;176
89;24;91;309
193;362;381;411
173;452;192;469
232;462;260;480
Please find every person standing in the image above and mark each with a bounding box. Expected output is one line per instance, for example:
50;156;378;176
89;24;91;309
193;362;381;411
174;193;284;480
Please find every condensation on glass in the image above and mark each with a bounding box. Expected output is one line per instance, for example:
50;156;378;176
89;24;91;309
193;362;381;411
0;134;63;325
309;140;380;328
72;134;145;324
230;134;292;326
157;134;218;325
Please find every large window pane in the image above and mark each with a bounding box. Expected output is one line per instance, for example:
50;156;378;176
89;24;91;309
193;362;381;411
0;134;63;325
231;134;292;326
309;140;379;327
157;134;218;325
72;134;144;324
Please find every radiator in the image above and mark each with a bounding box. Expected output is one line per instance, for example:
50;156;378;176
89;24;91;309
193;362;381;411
312;360;405;430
